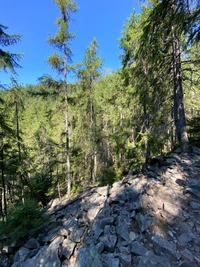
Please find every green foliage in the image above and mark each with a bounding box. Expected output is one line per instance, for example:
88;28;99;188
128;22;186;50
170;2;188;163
0;24;22;74
188;114;200;146
98;168;116;186
0;198;49;245
71;182;84;195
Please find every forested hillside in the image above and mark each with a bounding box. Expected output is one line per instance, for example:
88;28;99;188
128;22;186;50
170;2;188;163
0;0;199;241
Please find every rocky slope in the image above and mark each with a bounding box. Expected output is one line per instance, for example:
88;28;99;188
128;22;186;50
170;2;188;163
1;148;200;267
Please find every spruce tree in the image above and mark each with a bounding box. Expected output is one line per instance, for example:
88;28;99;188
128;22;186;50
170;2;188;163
0;24;22;75
139;0;200;152
44;0;78;196
78;38;102;182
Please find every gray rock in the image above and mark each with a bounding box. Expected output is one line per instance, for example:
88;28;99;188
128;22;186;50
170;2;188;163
119;253;132;267
148;171;158;179
189;201;200;209
96;186;109;197
125;188;139;203
178;261;193;267
184;189;200;201
131;241;148;256
24;238;40;249
99;234;117;252
13;236;63;267
129;231;137;241
180;249;194;262
136;213;153;233
0;252;8;267
131;210;136;218
14;247;30;262
178;233;193;246
60;238;76;259
152;235;177;259
118;245;129;254
116;222;130;241
74;245;102;267
138;251;171;267
101;253;119;267
70;226;86;242
96;242;104;254
28;248;40;258
41;226;68;243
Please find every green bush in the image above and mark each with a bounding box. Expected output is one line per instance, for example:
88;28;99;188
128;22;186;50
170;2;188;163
0;198;49;245
98;168;116;186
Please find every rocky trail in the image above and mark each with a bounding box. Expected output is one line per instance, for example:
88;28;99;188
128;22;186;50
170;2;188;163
1;147;200;267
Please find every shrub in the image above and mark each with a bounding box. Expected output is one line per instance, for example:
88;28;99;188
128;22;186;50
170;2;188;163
0;198;49;245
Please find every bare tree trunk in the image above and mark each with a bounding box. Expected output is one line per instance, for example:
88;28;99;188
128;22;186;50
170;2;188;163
172;32;190;152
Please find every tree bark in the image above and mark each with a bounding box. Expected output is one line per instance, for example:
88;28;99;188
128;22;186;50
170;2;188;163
172;32;190;152
1;144;7;221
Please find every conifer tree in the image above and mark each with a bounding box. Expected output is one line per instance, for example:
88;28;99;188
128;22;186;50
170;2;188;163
78;38;102;182
139;0;200;152
0;24;22;75
44;0;78;196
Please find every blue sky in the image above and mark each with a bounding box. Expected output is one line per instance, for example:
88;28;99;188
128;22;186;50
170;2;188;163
1;0;141;86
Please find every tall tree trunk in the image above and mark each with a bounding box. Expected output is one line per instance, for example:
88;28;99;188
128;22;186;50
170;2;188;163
64;85;71;197
90;82;96;183
1;144;7;221
144;101;150;164
16;101;24;203
64;49;71;197
172;32;190;152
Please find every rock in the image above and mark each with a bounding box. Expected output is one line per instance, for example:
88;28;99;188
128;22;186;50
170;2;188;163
101;253;120;267
129;231;137;241
138;251;171;267
178;261;193;267
152;235;178;259
119;253;132;267
178;233;193;246
131;241;148;256
60;238;76;259
148;171;158;179
99;234;117;252
13;236;63;267
180;249;194;262
116;221;130;241
189;201;200;209
0;252;8;267
96;186;109;197
70;226;86;242
24;238;40;249
74;246;102;267
136;213;153;233
40;226;68;243
96;242;104;254
28;248;40;258
14;247;30;262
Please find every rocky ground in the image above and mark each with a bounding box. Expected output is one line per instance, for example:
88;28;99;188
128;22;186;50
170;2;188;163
1;147;200;267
